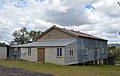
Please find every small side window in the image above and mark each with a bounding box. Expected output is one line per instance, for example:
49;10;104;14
70;50;73;56
57;48;62;57
14;48;18;54
84;48;88;55
28;48;31;55
101;48;104;54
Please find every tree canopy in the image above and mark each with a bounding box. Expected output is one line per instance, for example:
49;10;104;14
107;46;120;59
11;27;42;45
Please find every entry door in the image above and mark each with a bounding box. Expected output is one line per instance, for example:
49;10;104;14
37;48;45;62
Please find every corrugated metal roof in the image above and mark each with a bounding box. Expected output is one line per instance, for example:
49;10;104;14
0;44;8;47
12;39;76;47
68;30;107;40
37;26;107;41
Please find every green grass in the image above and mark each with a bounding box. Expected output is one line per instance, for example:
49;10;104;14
0;60;120;76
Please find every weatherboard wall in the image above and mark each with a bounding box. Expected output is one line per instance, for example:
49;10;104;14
0;46;7;59
21;48;37;62
45;47;65;65
64;40;78;65
37;28;74;40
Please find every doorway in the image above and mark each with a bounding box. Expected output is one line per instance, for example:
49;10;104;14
37;48;45;62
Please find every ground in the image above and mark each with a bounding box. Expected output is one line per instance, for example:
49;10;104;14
0;60;120;76
0;65;53;76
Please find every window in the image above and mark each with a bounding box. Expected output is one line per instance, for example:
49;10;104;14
101;48;104;54
70;50;73;56
84;48;88;55
57;48;62;57
14;48;18;54
28;48;31;55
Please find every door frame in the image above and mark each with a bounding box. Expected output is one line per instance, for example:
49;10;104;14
37;48;45;62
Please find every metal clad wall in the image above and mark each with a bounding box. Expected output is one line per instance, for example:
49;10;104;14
9;47;14;59
9;47;21;59
77;37;107;63
17;48;21;59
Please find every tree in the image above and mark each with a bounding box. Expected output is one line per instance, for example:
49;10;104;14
12;27;29;45
115;48;120;59
107;46;120;59
0;42;6;46
12;27;42;45
29;30;42;42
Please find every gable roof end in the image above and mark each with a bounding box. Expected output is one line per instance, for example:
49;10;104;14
37;25;107;41
36;25;78;40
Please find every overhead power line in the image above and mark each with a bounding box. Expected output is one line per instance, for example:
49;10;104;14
66;0;96;25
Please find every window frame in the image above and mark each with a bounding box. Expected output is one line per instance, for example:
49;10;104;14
84;48;88;56
57;48;62;57
70;50;74;56
28;48;31;55
14;47;18;55
101;48;104;54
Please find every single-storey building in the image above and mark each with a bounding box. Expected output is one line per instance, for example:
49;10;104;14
11;25;107;65
0;44;9;59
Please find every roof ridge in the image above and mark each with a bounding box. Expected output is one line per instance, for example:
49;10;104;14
37;25;107;41
54;25;107;41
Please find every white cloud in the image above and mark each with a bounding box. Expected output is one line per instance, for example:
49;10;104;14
0;0;120;44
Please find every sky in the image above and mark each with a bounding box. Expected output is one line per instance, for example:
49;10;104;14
0;0;120;44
